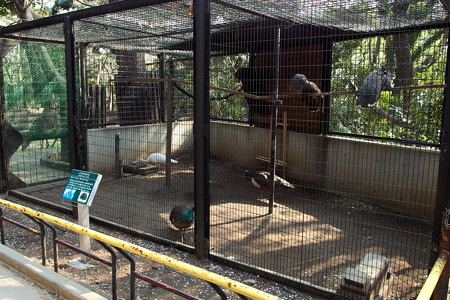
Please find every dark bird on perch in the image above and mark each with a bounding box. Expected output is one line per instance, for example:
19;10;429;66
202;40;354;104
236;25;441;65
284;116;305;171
246;170;295;199
290;74;323;112
357;69;393;108
170;206;194;243
51;0;74;15
235;67;270;126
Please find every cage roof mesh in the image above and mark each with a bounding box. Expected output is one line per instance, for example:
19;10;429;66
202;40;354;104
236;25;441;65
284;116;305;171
221;0;448;31
3;0;448;52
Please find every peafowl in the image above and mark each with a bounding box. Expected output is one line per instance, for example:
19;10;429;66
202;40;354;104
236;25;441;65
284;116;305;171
146;153;178;167
169;206;194;243
246;170;295;199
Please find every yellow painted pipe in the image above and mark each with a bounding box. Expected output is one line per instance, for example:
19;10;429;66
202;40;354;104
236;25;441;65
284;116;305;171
416;250;449;300
0;198;278;300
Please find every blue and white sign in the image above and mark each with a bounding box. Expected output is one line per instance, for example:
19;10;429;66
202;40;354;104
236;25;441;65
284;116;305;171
61;170;102;206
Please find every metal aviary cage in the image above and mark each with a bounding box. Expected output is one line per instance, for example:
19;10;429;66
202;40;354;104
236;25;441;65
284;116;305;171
0;0;449;298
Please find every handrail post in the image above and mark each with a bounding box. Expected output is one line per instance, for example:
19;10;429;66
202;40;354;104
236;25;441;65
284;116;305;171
432;209;450;299
0;208;4;244
24;214;47;267
193;0;211;259
418;250;449;299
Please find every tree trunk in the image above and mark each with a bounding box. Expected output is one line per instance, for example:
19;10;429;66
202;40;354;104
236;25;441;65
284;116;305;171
392;0;414;137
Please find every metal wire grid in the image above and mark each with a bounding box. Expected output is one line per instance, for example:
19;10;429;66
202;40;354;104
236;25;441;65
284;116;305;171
80;36;195;240
7;0;448;52
3;43;69;186
0;0;448;298
329;28;447;145
219;0;448;32
206;17;440;300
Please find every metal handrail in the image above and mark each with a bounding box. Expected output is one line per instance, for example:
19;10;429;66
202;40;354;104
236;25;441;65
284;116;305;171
2;210;200;299
0;198;278;300
417;250;449;299
0;210;46;266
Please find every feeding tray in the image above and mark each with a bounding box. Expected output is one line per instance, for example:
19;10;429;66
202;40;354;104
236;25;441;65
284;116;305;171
123;164;158;175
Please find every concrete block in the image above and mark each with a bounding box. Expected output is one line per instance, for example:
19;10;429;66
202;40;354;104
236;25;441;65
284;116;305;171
338;252;389;300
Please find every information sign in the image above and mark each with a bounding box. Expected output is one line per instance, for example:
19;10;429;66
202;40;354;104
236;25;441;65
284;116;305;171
61;170;102;206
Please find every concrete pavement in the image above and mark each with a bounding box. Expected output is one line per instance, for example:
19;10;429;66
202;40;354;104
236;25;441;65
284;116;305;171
0;243;107;300
0;260;55;299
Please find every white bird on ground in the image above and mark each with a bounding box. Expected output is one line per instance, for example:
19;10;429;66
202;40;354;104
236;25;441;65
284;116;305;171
146;153;178;165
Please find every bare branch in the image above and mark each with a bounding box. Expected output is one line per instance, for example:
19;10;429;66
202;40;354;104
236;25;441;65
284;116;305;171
368;105;412;129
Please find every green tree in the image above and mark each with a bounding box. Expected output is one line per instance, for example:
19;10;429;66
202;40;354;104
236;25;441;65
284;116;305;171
331;28;446;144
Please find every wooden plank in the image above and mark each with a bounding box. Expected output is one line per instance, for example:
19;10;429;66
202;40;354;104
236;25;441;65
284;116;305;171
256;156;287;167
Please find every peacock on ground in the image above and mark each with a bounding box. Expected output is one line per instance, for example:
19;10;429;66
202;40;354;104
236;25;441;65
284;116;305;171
169;205;194;243
246;170;295;199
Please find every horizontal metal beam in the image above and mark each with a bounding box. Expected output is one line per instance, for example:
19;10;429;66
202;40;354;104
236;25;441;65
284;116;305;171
0;0;178;36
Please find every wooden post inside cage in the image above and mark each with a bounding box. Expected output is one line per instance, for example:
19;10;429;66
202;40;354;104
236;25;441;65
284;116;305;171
256;110;288;179
160;53;174;186
165;74;174;186
268;26;281;215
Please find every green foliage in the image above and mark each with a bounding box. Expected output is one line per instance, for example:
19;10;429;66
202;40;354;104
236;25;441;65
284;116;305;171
0;0;15;16
0;0;20;25
330;28;446;144
3;43;66;110
209;54;248;121
164;54;249;121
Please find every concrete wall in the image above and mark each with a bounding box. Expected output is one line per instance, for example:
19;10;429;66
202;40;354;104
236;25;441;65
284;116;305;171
87;121;193;174
86;121;438;220
211;122;439;220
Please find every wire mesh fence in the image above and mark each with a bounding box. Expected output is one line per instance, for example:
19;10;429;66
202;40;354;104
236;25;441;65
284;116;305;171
3;43;69;187
0;0;448;298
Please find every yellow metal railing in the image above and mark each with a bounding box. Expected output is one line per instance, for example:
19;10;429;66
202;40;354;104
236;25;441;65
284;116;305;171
416;250;449;300
0;198;278;300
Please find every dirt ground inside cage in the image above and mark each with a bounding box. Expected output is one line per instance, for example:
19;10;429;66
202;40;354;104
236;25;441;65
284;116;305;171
2;157;434;299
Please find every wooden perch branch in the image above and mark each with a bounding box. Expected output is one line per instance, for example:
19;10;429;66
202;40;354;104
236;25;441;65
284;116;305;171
368;105;412;129
111;77;446;97
111;76;272;101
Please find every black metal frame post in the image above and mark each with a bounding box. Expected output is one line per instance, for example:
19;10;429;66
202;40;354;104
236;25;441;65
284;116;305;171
0;55;8;192
64;16;80;218
64;16;80;171
193;0;211;259
431;28;450;299
268;25;281;215
78;42;89;170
